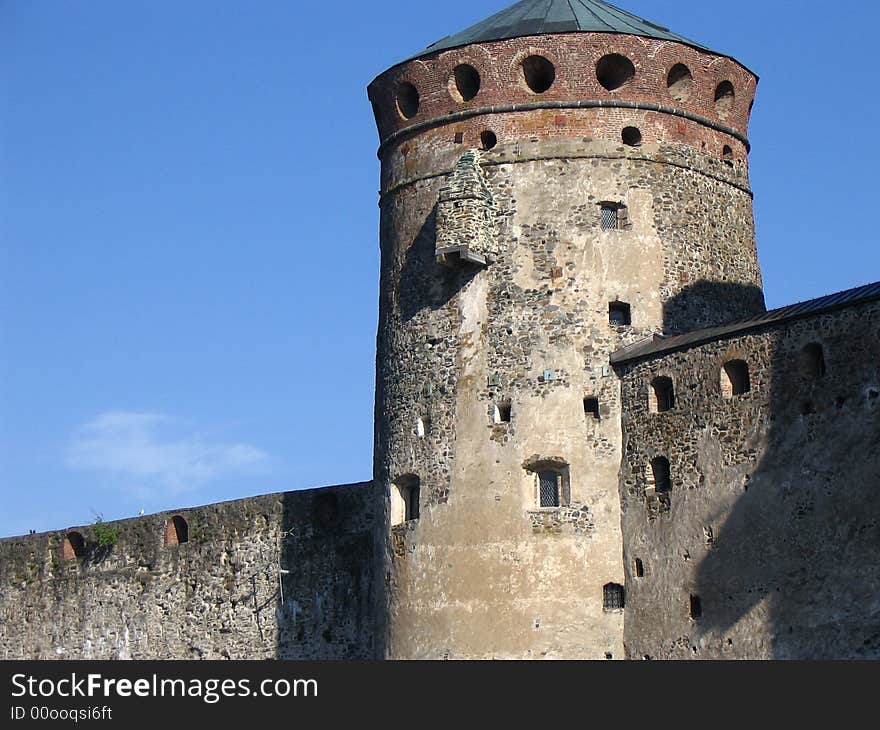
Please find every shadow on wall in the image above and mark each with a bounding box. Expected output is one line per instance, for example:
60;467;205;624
660;283;880;658
399;206;481;323
274;486;377;659
662;279;765;335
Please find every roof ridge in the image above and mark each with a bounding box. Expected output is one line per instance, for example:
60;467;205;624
610;280;880;365
405;0;720;65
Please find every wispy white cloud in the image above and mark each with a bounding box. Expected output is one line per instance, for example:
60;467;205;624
66;411;268;496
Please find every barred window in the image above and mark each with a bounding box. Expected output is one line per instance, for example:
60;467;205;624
603;583;625;611
538;470;560;508
599;201;627;231
601;204;618;230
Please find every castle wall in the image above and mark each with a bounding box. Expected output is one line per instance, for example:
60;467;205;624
370;32;764;659
0;483;376;660
615;299;880;659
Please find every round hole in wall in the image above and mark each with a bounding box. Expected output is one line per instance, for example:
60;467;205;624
596;54;635;91
396;82;420;120
452;64;480;101
714;81;735;118
480;130;497;150
522;55;555;94
622;126;642;147
666;63;693;102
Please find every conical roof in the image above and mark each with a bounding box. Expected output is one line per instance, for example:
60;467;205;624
409;0;715;60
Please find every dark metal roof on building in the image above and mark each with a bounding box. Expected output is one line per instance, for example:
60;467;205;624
610;280;880;365
409;0;715;61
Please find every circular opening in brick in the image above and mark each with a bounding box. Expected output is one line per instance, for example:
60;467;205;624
622;126;642;147
596;54;635;91
480;130;497;150
522;55;555;94
396;82;420;120
714;81;735;118
453;64;480;101
667;63;693;101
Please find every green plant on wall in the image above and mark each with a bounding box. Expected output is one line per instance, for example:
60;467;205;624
92;515;120;547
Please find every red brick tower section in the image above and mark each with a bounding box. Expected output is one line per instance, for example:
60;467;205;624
368;1;764;659
370;32;756;199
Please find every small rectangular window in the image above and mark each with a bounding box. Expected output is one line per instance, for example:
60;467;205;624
494;400;511;423
601;205;619;230
584;397;600;420
609;301;632;326
689;594;702;620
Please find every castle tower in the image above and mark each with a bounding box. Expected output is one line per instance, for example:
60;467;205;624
368;0;763;659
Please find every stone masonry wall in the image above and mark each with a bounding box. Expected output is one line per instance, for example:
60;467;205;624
0;482;376;660
371;34;762;658
615;299;880;659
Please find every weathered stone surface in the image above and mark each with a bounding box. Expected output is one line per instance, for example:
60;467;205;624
0;484;375;659
615;299;880;659
1;6;877;662
369;29;763;659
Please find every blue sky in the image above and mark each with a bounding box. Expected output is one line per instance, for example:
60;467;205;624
1;0;878;538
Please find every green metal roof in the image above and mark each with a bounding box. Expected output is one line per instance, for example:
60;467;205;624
408;0;715;61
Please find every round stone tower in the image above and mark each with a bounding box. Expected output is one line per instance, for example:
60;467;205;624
368;0;763;659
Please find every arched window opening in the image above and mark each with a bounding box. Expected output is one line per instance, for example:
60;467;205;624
596;54;635;91
391;475;420;526
165;515;189;546
800;343;826;379
62;531;85;560
666;63;693;101
651;457;672;494
603;583;625;611
634;558;645;578
480;130;497;150
645;457;672;516
721;359;751;397
522;55;555;94
714;81;735;118
396;82;420;119
722;145;734;166
452;64;480;102
493;400;511;424
650;376;675;413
